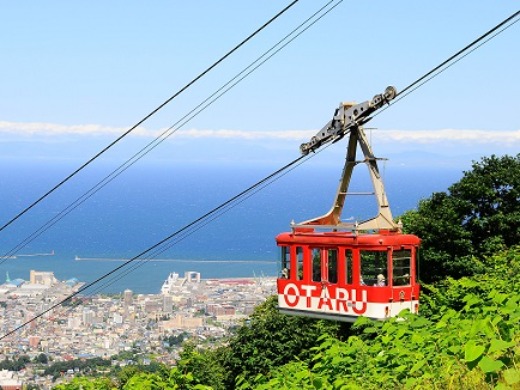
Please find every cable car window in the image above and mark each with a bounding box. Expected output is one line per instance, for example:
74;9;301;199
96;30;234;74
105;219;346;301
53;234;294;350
360;250;388;286
328;249;338;283
280;246;289;278
311;248;321;282
393;249;411;286
296;246;304;280
345;249;353;284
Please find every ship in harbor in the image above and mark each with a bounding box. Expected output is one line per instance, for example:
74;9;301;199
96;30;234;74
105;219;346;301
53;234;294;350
161;272;180;294
5;250;55;259
161;271;201;294
17;250;55;257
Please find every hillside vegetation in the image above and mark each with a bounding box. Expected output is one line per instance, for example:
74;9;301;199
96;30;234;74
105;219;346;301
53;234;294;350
53;154;520;389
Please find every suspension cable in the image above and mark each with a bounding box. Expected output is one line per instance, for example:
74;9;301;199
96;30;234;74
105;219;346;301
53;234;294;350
0;0;301;235
0;153;309;341
398;9;520;98
15;144;329;335
81;147;326;298
375;9;520;117
0;0;342;266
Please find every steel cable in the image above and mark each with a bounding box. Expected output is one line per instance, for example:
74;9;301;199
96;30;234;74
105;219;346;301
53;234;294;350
0;0;301;235
0;0;342;267
0;153;309;341
375;9;520;117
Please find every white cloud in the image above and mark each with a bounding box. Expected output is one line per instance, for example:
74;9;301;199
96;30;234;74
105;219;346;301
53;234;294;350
0;121;127;137
378;129;520;146
0;120;316;141
0;120;519;146
174;129;314;140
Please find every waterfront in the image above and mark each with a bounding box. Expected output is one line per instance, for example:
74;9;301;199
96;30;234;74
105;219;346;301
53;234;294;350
0;164;464;294
0;269;277;388
2;256;278;295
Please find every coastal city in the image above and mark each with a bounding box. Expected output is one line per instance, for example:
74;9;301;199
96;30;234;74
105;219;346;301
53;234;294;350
0;269;277;389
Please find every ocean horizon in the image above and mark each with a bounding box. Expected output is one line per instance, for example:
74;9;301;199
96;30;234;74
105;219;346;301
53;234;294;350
0;159;464;294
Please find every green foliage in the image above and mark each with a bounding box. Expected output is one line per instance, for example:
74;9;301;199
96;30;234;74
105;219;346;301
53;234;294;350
115;362;170;388
450;154;520;255
221;295;341;388
164;332;188;348
44;357;111;380
34;353;49;364
121;367;213;390
401;154;520;282
175;343;227;390
420;245;520;318
52;376;117;390
122;372;172;390
245;307;519;388
0;354;31;371
117;366;143;388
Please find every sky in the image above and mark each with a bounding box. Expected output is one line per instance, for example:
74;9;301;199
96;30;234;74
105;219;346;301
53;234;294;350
0;1;519;171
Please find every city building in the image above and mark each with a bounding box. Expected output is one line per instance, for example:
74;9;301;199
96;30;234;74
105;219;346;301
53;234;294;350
29;271;56;286
123;289;133;306
0;370;23;390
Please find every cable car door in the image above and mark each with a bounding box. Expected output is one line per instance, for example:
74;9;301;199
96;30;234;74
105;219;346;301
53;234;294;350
391;248;414;313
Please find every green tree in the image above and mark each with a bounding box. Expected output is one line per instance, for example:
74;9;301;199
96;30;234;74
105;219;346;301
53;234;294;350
176;343;227;390
0;355;31;371
52;377;117;390
220;295;342;389
401;154;520;282
401;192;478;281
44;357;111;380
121;367;213;390
164;332;187;347
122;372;170;390
449;154;520;255
34;353;49;364
116;365;143;388
419;245;520;318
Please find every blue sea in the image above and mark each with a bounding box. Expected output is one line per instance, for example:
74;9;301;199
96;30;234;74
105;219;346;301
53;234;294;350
0;159;463;294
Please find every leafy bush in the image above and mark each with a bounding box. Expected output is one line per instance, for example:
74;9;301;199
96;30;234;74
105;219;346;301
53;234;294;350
220;295;341;388
242;247;520;389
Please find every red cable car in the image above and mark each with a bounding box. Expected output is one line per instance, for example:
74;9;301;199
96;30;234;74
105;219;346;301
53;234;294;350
276;87;421;322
